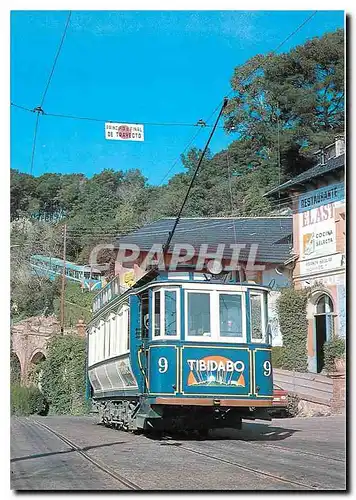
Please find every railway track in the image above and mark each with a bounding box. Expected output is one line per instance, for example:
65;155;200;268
32;420;142;491
155;434;322;491
176;443;320;490
234;439;345;463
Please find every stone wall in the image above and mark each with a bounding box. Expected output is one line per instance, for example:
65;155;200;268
11;315;86;384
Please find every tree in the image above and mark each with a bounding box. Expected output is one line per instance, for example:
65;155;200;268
224;29;344;179
10;170;37;220
11;219;62;320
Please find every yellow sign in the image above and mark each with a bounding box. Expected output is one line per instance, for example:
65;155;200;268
123;270;135;288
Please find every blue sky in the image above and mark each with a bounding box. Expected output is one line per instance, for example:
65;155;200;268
10;10;344;185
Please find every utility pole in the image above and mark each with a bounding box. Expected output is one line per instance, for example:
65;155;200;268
60;223;67;334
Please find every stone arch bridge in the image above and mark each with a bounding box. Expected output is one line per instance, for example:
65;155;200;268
11;316;85;385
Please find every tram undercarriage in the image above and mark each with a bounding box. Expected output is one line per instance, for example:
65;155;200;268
95;398;271;434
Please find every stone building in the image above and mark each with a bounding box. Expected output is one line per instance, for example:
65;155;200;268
265;136;346;373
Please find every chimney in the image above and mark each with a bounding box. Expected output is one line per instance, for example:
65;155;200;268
335;135;345;157
76;319;86;337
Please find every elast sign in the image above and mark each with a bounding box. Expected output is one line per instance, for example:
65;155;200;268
298;182;345;213
300;203;336;259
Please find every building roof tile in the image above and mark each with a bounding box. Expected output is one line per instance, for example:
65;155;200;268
115;217;293;264
264;154;345;197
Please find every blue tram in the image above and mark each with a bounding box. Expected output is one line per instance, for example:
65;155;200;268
86;269;273;434
30;254;103;291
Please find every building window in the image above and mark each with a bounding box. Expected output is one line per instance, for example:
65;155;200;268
316;295;334;314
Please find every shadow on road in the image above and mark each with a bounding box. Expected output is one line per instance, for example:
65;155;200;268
212;422;300;442
144;422;300;443
11;440;128;464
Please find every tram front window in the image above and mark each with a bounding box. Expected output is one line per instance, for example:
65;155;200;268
219;294;243;338
165;290;177;336
187;293;211;336
250;293;264;341
153;290;160;336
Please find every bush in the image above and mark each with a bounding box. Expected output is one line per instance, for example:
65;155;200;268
286;393;300;417
10;353;21;384
11;384;48;416
40;334;88;415
323;337;346;373
272;346;286;368
277;288;309;372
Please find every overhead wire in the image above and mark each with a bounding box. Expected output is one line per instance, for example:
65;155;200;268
30;112;41;175
213;10;318;110
11;102;35;113
10;102;225;130
26;11;72;176
11;10;317;126
39;11;72;108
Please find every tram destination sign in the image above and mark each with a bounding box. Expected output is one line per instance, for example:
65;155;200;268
105;122;144;142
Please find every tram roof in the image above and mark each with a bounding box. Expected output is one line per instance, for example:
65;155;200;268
115;217;292;264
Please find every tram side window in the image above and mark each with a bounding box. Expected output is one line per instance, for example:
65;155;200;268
153;291;160;336
187;293;211;337
165;290;177;336
110;313;117;356
105;316;110;358
219;294;243;338
250;294;264;342
100;320;105;360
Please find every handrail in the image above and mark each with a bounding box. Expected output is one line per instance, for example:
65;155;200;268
92;275;126;313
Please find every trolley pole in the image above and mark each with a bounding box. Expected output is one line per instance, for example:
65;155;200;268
60;223;67;334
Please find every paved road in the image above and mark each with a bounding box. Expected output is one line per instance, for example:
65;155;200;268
11;415;346;491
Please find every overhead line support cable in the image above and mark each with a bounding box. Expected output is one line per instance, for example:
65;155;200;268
39;11;72;108
30;111;42;175
162;97;228;255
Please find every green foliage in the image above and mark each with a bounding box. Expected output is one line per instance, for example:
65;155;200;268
271;346;286;369
40;335;88;415
11;219;62;320
10;353;21;384
224;29;344;181
11;277;60;321
277;287;309;372
323;337;346;373
53;280;95;327
11;384;48;416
